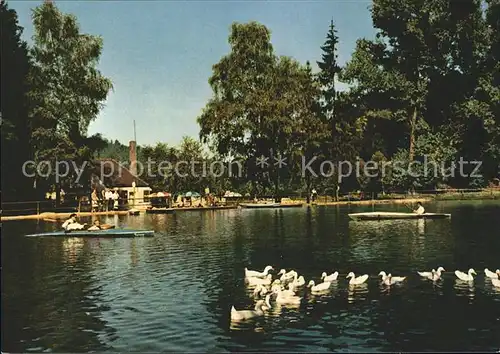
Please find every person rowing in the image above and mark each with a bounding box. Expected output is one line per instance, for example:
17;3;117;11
62;213;86;231
413;202;425;215
87;219;115;231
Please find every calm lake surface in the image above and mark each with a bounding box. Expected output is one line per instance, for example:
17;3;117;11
2;200;500;352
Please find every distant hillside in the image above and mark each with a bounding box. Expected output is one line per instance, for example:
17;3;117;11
96;139;144;166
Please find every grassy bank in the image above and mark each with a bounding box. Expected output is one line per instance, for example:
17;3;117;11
1;210;131;222
431;190;500;200
308;189;500;205
313;197;431;206
2;190;499;221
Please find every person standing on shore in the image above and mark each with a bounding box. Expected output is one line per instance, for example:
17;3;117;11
311;188;317;202
101;189;106;211
112;190;119;210
105;189;113;211
91;189;99;212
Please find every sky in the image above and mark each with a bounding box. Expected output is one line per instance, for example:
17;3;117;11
10;0;376;147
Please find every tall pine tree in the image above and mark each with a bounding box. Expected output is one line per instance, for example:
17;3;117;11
316;20;364;196
317;20;341;145
0;0;33;201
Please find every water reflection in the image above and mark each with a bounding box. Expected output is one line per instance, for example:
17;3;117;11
453;279;476;301
62;238;84;264
2;201;500;352
417;219;425;235
347;283;369;304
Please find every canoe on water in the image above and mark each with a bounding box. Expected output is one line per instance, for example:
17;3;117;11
25;229;155;238
348;212;451;221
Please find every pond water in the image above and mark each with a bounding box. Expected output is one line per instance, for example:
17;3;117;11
2;200;500;352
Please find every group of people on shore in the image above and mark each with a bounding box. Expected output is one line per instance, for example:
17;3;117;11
91;189;120;212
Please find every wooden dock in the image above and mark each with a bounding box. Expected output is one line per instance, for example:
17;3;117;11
1;199;434;222
1;210;132;222
313;197;432;206
146;205;238;213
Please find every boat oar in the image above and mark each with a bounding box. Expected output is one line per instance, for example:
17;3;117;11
403;203;414;211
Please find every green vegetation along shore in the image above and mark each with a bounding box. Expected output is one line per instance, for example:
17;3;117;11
2;0;499;206
2;190;499;222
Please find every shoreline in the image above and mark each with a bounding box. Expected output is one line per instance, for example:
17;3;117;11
2;193;499;222
0;205;240;221
313;197;432;206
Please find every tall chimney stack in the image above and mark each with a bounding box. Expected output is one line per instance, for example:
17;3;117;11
129;141;137;177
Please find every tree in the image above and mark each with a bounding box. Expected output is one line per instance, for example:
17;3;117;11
198;22;320;199
97;139;130;161
341;0;499;189
469;0;500;184
140;142;179;192
316;20;366;197
0;0;33;201
317;20;341;118
176;136;206;193
287;61;328;202
28;1;113;202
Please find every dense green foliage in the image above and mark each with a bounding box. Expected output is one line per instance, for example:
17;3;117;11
1;1;112;202
1;0;33;201
197;1;500;196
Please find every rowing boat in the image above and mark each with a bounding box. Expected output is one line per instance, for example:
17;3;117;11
348;212;451;221
25;229;155;238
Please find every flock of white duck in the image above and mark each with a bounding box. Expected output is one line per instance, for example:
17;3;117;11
230;265;500;321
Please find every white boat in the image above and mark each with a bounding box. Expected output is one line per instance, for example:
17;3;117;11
348;212;451;221
25;229;155;238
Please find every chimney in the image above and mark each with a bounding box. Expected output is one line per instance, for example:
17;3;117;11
129;140;137;177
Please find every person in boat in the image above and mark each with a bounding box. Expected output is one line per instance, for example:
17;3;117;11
87;220;102;231
413;202;425;215
62;213;85;231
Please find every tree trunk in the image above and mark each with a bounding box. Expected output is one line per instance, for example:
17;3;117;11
55;183;61;209
408;106;417;162
274;172;280;203
306;174;311;204
408;106;418;194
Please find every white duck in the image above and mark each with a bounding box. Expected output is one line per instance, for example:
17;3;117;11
283;283;298;296
246;274;272;286
426;269;444;281
491;278;500;288
418;267;445;278
378;271;406;284
273;287;302;305
455;268;477;282
270;279;282;292
381;274;403;286
245;265;273;278
253;284;269;297
262;294;272;311
290;274;306;289
278;269;297;282
307;280;331;292
231;299;267;321
321;271;339;282
346;272;369;285
484;268;500;279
